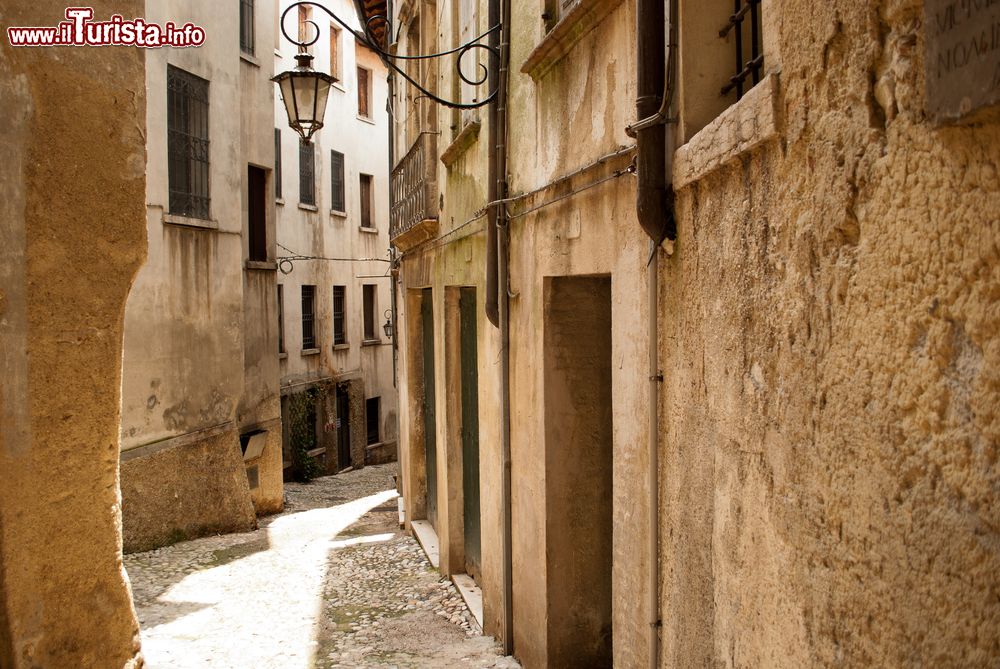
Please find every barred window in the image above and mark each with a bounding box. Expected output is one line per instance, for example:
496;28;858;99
359;173;373;228
277;285;285;353
301;285;317;349
299;140;315;205
362;284;376;341
240;0;255;55
719;0;763;100
333;285;346;344
274;129;282;199
167;66;210;219
366;397;381;444
331;150;345;212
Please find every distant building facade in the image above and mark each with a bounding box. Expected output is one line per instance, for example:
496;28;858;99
273;0;397;479
119;0;283;552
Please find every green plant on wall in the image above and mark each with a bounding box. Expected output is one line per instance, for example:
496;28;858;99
288;388;321;482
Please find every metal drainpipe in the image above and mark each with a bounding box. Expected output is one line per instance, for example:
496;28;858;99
485;0;501;328
496;0;514;656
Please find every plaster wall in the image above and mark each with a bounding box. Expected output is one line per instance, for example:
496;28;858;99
659;0;1000;666
0;1;146;665
392;0;653;664
120;0;281;549
275;0;397;468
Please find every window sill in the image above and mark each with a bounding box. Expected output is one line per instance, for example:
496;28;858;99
520;0;624;81
301;348;321;356
356;114;376;125
441;120;481;167
332;82;346;92
332;343;350;351
240;52;260;68
361;339;382;347
245;260;277;271
330;209;347;219
359;225;378;234
163;213;218;230
298;203;319;212
673;73;780;190
278;352;288;360
276;197;285;206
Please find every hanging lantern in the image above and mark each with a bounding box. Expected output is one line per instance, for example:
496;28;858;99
273;52;336;142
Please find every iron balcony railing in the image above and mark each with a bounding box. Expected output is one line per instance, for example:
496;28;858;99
390;132;438;241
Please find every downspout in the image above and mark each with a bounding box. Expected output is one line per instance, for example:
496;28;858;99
484;0;501;328
494;0;514;657
632;0;677;667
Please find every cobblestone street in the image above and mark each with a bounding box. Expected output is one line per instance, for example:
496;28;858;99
125;464;518;669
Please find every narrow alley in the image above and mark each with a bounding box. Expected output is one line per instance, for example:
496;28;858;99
125;464;517;669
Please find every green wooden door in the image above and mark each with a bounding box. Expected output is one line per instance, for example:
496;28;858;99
460;288;481;578
421;289;438;529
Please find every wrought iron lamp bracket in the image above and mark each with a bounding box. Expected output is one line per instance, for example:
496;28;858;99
280;1;500;109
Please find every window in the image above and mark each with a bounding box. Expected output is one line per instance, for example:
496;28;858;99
362;284;377;341
299;139;315;205
240;0;255;55
333;285;347;345
274;129;282;199
366;397;381;444
301;285;316;349
298;5;312;48
329;24;341;79
277;285;285;353
357;66;371;118
720;0;764;100
331;150;345;212
248;165;267;261
167;65;210;219
359;173;373;228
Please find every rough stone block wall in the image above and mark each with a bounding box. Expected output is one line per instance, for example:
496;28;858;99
0;2;147;665
660;0;1000;666
121;430;257;553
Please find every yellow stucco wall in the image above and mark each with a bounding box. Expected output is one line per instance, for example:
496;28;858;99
660;0;1000;666
0;2;147;666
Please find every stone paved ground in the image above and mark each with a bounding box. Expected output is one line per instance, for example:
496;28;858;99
126;464;519;669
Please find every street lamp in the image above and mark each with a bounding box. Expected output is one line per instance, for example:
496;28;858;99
382;309;393;340
273;52;336;143
273;1;501;143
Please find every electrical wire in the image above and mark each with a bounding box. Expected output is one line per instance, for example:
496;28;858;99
276;242;391;275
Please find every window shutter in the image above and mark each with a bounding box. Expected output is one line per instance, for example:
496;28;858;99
331;151;345;212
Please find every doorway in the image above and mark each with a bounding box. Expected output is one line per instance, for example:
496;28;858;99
543;276;613;667
421;288;438;529
336;385;351;471
459;287;481;579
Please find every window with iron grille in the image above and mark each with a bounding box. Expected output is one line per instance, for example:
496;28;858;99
359;173;373;228
362;284;376;341
299;140;315;205
331;150;345;212
167;65;210;219
301;285;317;349
240;0;255;55
366;397;381;444
277;285;285;353
357;66;371;118
274;129;282;199
719;0;764;100
333;285;346;345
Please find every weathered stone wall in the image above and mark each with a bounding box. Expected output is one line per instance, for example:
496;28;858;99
120;429;257;553
0;2;146;665
660;0;1000;666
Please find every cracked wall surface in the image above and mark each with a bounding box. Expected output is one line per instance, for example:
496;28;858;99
0;2;146;666
661;0;1000;666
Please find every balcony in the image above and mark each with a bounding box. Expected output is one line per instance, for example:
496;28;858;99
390;132;439;251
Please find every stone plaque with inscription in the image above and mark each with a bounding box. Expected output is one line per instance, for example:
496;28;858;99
923;0;1000;122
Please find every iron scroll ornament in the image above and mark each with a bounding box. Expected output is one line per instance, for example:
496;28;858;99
279;1;501;110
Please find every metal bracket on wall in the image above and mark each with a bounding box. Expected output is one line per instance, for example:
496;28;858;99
280;1;502;109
